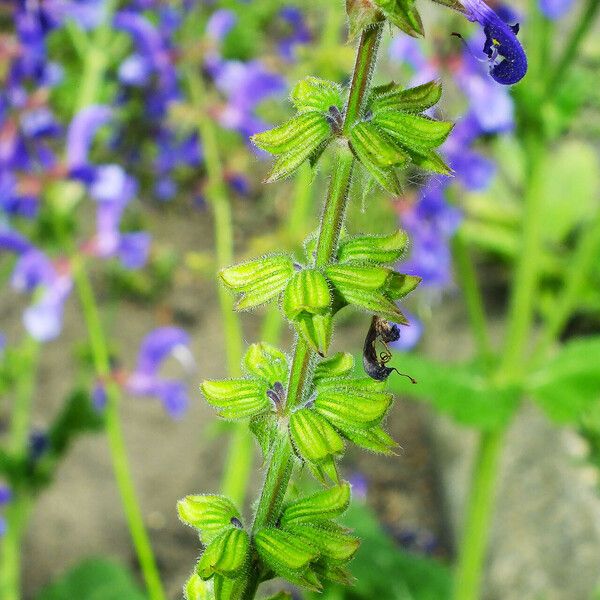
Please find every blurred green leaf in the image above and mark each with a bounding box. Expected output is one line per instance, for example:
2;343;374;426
308;503;451;600
36;558;146;600
387;354;520;429
527;336;600;422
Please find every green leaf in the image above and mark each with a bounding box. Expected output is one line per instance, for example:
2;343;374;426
410;149;452;175
291;77;344;114
289;409;345;463
350;122;410;168
243;343;289;386
201;379;269;420
351;137;403;194
283;270;332;319
387;353;520;429
374;0;424;37
527;336;600;422
35;558;146;600
184;573;211;600
196;528;249;580
338;230;409;265
281;483;351;526
373;111;453;152
285;523;360;563
249;413;278;457
313;353;355;383
252;112;331;155
370;80;442;114
177;494;241;543
220;255;294;310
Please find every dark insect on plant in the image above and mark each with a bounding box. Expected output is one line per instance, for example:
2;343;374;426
363;315;417;383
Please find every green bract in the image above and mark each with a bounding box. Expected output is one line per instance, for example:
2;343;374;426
252;77;344;181
374;0;424;37
350;80;453;192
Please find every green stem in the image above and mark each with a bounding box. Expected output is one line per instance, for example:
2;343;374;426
545;0;600;96
451;233;492;363
71;256;165;600
453;134;547;600
8;338;39;457
0;338;39;600
240;24;383;599
184;69;253;508
451;429;506;600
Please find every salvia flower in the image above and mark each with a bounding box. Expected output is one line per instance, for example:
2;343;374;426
458;0;527;84
126;327;193;418
0;484;11;537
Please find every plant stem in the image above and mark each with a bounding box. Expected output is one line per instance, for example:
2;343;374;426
546;0;600;96
184;69;254;508
71;256;165;600
451;429;505;600
0;496;32;600
451;233;492;364
240;24;383;599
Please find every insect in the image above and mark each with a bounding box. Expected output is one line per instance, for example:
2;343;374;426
363;315;416;383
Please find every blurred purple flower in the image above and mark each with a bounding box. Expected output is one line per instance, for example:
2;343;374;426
391;313;424;351
0;484;11;537
212;60;286;139
66;105;113;169
92;196;150;269
539;0;573;20
126;327;193;418
349;472;368;501
399;181;462;288
206;9;237;42
278;7;311;62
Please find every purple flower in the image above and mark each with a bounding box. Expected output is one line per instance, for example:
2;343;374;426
0;484;11;537
126;327;193;418
348;472;368;501
539;0;573;20
459;0;527;84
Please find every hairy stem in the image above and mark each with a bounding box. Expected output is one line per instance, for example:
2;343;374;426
71;256;165;600
241;24;383;599
185;69;254;507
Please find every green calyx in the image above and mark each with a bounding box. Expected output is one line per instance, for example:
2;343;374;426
252;77;344;182
350;80;453;193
